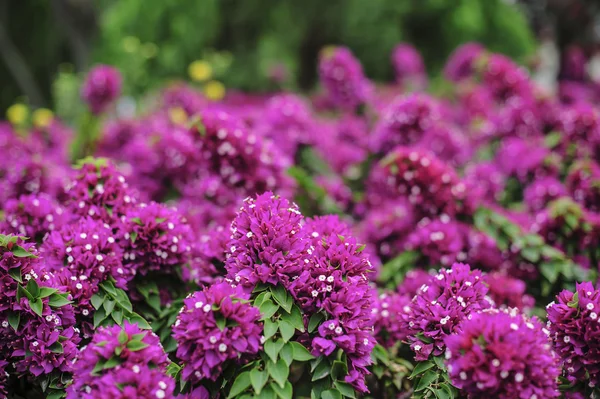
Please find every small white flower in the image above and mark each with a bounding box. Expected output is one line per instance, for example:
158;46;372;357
246;232;253;238
363;339;369;345
587;303;595;310
68;256;74;263
334;326;343;334
209;336;217;344
414;345;422;351
218;343;227;352
510;323;519;331
326;276;334;283
311;290;319;297
328;323;336;330
563;336;570;343
82;309;89;316
459;372;467;380
591;312;598;320
1;321;8;328
76;283;83;289
80;233;87;239
155;390;166;399
159;381;167;390
132;365;140;373
492;359;500;367
515;373;524;383
381;310;390;318
168;222;175;230
96;255;103;262
203;304;211;313
318;275;326;281
85;244;92;250
99;266;106;272
500;370;509;379
32;342;39;347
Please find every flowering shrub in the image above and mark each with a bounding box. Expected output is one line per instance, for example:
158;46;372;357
1;43;600;399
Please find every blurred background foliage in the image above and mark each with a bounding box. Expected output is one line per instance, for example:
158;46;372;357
1;0;538;113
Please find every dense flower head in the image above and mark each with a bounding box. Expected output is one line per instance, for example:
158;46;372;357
566;160;600;213
370;94;441;153
484;272;535;310
81;65;123;115
122;201;194;276
553;103;600;157
225;193;309;289
96;119;139;157
416;123;471;166
391;44;427;88
405;217;465;267
444;42;484;82
547;282;600;386
495;137;558;183
445;309;560;399
0;155;68;208
524;177;567;212
42;218;128;324
492;97;542;139
29;118;73;163
314;116;369;176
185;109;294;202
172;282;262;383
318;46;370;111
162;83;206;116
480;54;534;103
402;263;493;360
357;199;416;260
373;290;411;348
397;269;433;297
1;194;68;242
67;322;173;399
255;94;315;157
463;162;506;204
65;158;136;222
369;146;470;217
0;235;80;377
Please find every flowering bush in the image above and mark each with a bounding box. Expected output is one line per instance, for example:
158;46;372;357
1;44;599;399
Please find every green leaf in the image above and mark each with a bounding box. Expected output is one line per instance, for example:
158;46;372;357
280;342;293;366
48;293;72;307
270;380;293;399
38;287;57;298
259;298;279;320
271;285;293;313
104;300;116;314
521;247;540;263
331;360;348;380
17;284;33;301
26;279;40;298
253;291;271;308
8;267;22;283
130;217;143;225
308;313;324;333
287;305;304;332
321;389;342;399
127;312;151;329
264;338;284;363
264;319;278;340
8;312;20;331
94;307;108;327
91;294;104;309
433;385;452;399
260;384;277;399
130;231;138;243
567;292;579;309
415;370;439;391
103;356;121;370
11;245;37;258
267;359;289;389
410;360;436;378
227;371;251;398
290;341;314;361
250;368;268;395
49;341;64;354
311;359;330;381
29;298;43;317
118;330;129;344
333;381;355;398
127;340;150;351
279;320;295;343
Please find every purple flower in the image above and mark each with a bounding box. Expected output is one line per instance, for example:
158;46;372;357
495;137;558;183
484;272;535;310
67;322;173;399
0;359;7;398
463;162;506;204
481;54;534;103
443;42;484;82
122;202;194;276
547;282;600;386
402;263;492;360
81;65;122;115
1;194;68;242
373;290;411;348
0;235;80;378
405;217;465;267
370;94;441;153
65;158;137;222
368;147;470;217
318;46;370;111
42;218;127;330
225;193;309;289
566;160;600;213
391;44;427;89
172;282;262;382
162;83;206;116
524;177;567;212
445;309;560;399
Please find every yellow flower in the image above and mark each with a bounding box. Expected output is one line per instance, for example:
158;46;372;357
32;108;54;128
204;80;225;101
168;107;188;126
188;60;212;82
6;104;29;126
